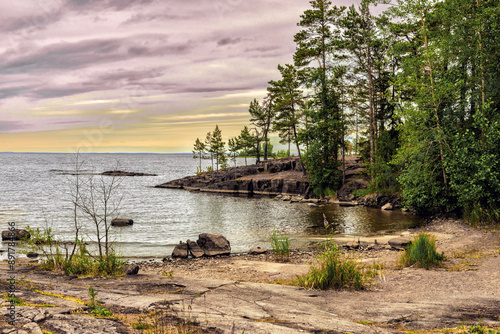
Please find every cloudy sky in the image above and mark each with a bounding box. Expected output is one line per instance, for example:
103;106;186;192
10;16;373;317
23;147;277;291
0;0;358;153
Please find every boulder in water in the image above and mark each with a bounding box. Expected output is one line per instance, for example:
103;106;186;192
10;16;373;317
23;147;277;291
111;218;134;226
2;228;30;241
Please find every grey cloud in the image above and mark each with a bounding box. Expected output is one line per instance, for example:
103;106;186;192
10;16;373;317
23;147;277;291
29;86;99;99
0;86;34;100
175;85;257;94
0;39;122;74
217;37;242;47
245;46;282;53
0;120;26;132
124;12;187;24
0;36;193;75
97;68;165;83
65;0;156;11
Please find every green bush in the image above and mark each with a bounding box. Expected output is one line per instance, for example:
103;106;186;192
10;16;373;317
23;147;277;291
22;226;125;277
399;232;445;269
270;230;290;262
295;241;373;290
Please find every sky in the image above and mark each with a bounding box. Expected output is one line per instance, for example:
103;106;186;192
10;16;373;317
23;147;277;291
0;0;359;153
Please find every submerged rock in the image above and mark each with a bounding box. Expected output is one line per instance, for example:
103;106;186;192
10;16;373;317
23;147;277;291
101;170;157;176
111;218;134;226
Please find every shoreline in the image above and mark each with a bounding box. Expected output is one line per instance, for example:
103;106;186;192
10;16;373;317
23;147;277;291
1;217;499;333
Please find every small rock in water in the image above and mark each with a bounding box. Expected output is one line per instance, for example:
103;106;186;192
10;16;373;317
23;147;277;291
111;218;134;226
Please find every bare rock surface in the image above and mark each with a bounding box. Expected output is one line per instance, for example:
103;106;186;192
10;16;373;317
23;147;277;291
1;219;499;333
44;314;129;334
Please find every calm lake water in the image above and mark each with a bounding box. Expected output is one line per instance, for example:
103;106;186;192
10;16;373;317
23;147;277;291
0;153;422;259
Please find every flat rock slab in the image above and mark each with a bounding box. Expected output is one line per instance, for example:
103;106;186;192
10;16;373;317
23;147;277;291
388;237;412;250
43;314;129;334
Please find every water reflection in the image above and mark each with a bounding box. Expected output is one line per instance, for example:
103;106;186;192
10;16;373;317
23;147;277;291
304;205;421;236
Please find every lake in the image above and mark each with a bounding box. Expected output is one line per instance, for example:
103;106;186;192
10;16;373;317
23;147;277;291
0;153;422;259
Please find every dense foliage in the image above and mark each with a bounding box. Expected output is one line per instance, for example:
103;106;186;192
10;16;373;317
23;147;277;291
192;0;500;224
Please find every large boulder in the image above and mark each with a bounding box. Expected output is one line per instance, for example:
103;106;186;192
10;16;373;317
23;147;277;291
197;233;231;256
187;239;204;258
111;218;133;226
172;241;189;258
2;228;30;241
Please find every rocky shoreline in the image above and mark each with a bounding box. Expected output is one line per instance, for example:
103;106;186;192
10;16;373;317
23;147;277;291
155;157;312;197
155;156;405;210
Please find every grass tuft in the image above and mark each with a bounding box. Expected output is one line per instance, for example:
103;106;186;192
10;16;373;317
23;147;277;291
270;230;290;262
398;232;445;269
295;241;377;290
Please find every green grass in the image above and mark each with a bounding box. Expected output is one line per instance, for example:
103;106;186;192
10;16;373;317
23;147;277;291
295;241;376;290
270;230;290;262
467;324;500;334
87;286;113;317
398;232;445;269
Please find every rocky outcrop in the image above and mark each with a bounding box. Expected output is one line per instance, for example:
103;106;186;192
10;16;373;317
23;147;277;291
156;157;311;197
336;157;369;201
102;170;157;176
172;234;231;258
2;228;30;241
111;218;134;226
358;193;402;209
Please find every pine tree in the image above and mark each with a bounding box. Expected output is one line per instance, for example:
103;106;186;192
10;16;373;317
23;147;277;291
238;126;253;165
210;125;225;171
192;138;205;172
294;0;345;194
268;64;305;162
